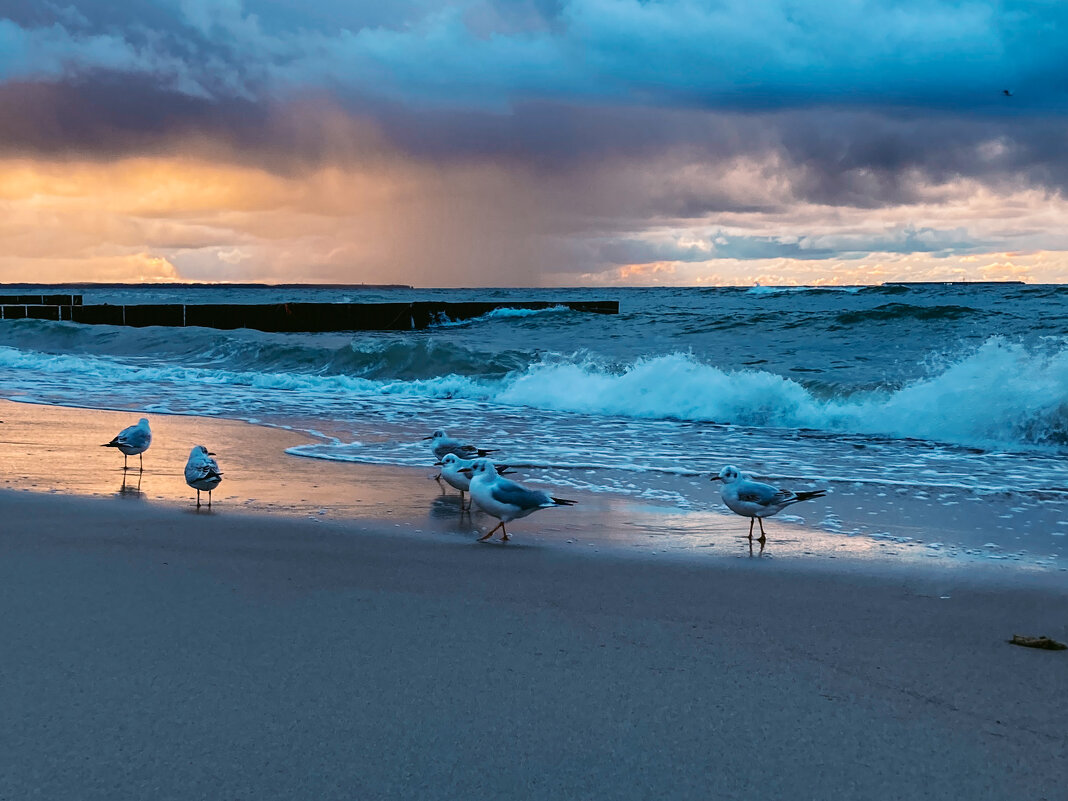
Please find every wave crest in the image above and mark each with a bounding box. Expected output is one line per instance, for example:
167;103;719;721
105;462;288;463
431;304;573;327
410;339;1068;449
833;303;983;326
1;331;1065;450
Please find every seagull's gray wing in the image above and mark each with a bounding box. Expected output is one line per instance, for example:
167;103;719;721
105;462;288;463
118;426;150;448
736;480;792;506
436;441;476;459
491;480;552;511
186;454;222;480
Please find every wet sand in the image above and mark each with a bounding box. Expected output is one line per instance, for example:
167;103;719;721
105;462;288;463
0;399;1066;799
1;398;1059;571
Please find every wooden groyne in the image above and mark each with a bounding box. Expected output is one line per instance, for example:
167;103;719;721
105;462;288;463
0;297;618;331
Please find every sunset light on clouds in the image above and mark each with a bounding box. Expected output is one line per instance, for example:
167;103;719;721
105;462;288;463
2;1;1066;286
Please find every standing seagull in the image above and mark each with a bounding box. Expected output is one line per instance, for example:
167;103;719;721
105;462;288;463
101;417;152;471
436;453;514;513
185;445;223;509
424;429;494;462
463;459;575;542
710;465;826;542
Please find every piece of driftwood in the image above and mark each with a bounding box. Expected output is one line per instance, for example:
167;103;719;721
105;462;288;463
1008;634;1067;650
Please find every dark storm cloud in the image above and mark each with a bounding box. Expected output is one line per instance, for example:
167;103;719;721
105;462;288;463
5;1;1066;110
0;77;269;156
1;1;1066;204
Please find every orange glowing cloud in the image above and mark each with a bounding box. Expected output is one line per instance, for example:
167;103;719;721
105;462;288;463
2;147;1068;286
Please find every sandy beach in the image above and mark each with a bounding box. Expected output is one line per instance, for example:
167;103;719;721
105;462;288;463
1;400;1066;799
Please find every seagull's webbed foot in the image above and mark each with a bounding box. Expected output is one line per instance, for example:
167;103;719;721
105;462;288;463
479;521;503;542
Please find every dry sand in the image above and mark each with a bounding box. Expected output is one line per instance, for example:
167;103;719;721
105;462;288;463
0;400;1066;799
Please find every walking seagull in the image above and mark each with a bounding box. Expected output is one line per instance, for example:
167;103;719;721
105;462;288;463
462;459;575;542
424;429;493;462
436;453;514;512
185;445;223;508
710;465;826;541
101;417;152;471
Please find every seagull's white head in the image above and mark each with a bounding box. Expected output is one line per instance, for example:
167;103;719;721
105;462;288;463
711;465;742;484
440;453;460;468
191;444;216;457
139;417;150;428
462;458;494;479
424;428;447;442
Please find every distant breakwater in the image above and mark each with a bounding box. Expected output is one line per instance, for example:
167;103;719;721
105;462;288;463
0;297;618;332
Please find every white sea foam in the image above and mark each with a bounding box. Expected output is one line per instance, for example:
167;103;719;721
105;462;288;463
2;336;1067;451
432;305;572;327
746;285;863;295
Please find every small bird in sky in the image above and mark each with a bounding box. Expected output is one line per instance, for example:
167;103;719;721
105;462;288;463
711;465;827;542
185;445;223;508
102;417;152;471
462;459;576;542
1002;89;1013;97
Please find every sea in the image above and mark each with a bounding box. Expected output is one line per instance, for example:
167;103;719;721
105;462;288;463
2;283;1066;569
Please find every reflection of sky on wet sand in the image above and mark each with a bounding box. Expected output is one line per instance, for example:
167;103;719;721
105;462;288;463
0;398;1058;575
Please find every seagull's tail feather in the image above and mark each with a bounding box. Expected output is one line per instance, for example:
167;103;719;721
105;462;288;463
101;440;120;448
476;448;494;457
551;497;577;506
793;489;827;503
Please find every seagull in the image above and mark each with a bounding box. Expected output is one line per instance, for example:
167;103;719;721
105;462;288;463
436;453;514;512
710;465;827;542
463;459;576;542
101;417;152;471
1002;89;1013;97
424;429;494;462
185;445;223;509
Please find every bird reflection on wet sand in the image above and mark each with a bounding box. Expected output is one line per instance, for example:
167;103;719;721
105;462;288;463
117;471;143;498
429;494;470;520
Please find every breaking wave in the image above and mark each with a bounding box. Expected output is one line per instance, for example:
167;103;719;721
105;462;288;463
0;333;1065;451
430;304;573;327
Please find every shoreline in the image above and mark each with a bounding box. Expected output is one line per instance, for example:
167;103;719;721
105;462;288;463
1;396;1064;583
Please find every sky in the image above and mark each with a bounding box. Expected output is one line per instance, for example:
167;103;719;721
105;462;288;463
1;0;1066;286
